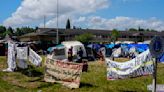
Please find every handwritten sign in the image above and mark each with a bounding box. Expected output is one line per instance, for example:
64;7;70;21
29;48;42;66
16;47;28;60
7;42;16;69
44;58;83;89
106;50;154;80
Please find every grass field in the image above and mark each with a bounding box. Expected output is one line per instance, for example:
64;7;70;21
0;56;164;92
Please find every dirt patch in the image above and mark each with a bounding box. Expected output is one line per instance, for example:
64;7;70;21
2;73;43;89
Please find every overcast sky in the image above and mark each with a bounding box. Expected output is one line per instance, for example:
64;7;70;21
0;0;164;31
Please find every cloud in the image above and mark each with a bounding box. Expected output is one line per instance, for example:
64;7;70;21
3;0;109;27
74;16;164;31
3;0;164;31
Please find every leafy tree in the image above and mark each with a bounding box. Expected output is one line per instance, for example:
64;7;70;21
14;27;35;36
3;26;14;36
138;27;144;31
128;28;137;31
0;26;6;33
75;33;93;43
0;26;6;37
66;19;71;29
111;29;120;44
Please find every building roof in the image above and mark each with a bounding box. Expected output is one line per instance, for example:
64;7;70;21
20;28;164;38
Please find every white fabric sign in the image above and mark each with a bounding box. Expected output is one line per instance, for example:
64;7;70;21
16;47;28;60
7;42;16;70
106;49;154;80
29;48;42;66
17;59;28;69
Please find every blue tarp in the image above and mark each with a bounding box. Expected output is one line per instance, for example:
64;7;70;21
105;44;121;49
87;44;104;51
105;44;115;49
159;54;164;63
127;44;149;53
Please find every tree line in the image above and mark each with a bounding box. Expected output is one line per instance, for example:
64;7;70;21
0;25;36;38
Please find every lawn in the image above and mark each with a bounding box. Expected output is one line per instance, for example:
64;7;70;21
0;56;164;92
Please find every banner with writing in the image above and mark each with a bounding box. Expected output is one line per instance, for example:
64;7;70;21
106;49;154;80
16;47;28;60
29;48;42;66
44;58;83;89
7;42;16;70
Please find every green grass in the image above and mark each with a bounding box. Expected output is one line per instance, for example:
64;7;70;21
0;56;164;92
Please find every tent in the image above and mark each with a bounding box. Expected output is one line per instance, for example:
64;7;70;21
87;44;103;52
62;41;87;58
127;44;149;53
105;44;115;49
47;41;87;61
159;54;164;63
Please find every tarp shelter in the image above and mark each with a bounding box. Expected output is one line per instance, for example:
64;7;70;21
87;44;106;58
87;44;102;52
47;44;67;60
127;44;149;53
159;54;164;63
112;47;122;58
47;44;65;53
105;44;115;49
122;41;134;44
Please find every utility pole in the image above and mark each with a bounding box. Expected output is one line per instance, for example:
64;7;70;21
56;0;59;44
44;15;46;28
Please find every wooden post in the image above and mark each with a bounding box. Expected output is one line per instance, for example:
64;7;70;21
152;58;157;92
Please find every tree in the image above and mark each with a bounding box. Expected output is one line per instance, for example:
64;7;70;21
4;26;14;36
111;29;120;44
66;19;71;29
0;26;6;33
14;27;35;36
128;28;137;31
75;33;93;43
0;26;6;37
138;27;144;31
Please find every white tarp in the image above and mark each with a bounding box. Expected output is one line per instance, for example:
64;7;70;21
29;48;42;66
16;47;28;60
112;47;122;58
106;49;153;80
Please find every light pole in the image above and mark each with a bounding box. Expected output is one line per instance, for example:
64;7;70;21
56;0;59;44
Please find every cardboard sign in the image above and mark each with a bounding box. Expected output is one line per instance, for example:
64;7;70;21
44;58;83;89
